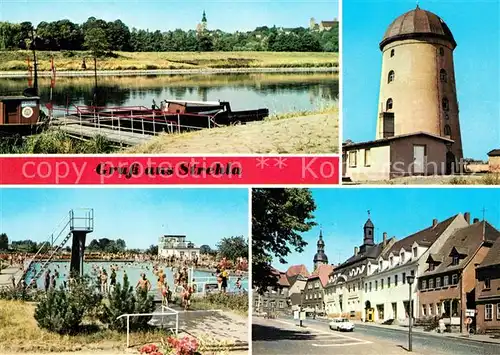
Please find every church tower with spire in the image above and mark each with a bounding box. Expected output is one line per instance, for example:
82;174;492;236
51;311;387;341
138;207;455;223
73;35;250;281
197;10;208;34
360;211;375;253
313;228;328;271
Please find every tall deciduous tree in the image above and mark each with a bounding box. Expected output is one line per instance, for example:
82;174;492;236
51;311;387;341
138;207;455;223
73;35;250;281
252;188;316;293
0;233;9;250
217;236;248;261
84;27;109;58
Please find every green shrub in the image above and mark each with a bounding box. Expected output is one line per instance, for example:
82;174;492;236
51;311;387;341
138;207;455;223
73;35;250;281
99;274;155;331
33;276;102;335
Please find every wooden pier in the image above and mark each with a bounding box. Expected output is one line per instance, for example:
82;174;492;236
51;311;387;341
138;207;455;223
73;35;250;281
53;116;153;146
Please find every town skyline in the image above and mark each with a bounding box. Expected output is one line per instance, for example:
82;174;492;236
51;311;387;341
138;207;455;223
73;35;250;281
0;188;249;250
1;0;339;33
273;188;500;272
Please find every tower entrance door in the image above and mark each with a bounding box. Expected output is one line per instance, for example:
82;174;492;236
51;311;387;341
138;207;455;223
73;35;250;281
413;145;426;174
446;151;456;175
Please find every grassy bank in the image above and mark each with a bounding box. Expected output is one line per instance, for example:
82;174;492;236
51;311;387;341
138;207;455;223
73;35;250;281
191;293;248;317
0;51;338;72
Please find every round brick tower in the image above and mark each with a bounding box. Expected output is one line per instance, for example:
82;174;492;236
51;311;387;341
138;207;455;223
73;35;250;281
375;6;463;162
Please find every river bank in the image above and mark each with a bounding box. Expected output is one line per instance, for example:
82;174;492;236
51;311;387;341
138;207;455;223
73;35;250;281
0;66;337;78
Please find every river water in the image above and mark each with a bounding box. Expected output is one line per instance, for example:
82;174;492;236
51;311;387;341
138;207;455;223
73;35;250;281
0;72;338;115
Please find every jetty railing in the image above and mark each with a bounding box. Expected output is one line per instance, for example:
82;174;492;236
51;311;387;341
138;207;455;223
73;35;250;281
117;306;179;348
48;104;221;143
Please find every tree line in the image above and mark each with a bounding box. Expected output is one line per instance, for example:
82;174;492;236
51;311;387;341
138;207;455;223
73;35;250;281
0;17;338;54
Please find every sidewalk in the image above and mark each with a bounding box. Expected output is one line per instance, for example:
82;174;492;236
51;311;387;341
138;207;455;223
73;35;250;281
354;320;500;345
0;266;23;287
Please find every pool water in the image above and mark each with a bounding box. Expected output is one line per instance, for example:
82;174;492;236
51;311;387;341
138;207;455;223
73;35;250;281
25;261;248;293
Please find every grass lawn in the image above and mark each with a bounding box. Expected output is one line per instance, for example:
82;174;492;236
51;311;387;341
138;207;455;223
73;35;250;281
126;106;339;154
0;50;338;71
0;299;240;354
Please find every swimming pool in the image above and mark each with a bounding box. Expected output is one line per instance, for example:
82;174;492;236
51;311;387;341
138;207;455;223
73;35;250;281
25;261;248;292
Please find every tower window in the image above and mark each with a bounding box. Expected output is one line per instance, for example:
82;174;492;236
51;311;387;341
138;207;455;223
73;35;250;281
386;98;393;110
388;70;395;83
444;125;451;136
439;47;444;56
442;98;449;111
440;69;448;82
390;49;395;57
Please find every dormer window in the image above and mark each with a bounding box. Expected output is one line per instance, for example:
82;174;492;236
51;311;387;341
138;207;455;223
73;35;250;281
390;256;394;266
379;260;383;270
413;247;418;258
429;263;435;271
452;255;459;266
400;252;405;262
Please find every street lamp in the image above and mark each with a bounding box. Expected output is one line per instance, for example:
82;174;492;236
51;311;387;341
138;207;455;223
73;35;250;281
407;275;416;352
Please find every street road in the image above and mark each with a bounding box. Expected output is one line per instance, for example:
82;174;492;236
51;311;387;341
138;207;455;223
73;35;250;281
252;316;500;355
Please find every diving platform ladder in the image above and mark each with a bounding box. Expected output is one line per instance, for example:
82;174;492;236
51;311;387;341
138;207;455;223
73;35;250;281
25;209;94;287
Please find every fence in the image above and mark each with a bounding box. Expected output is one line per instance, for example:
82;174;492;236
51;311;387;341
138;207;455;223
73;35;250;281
116;305;179;348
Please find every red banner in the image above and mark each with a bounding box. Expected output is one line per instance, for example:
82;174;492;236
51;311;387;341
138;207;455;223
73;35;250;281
0;156;339;185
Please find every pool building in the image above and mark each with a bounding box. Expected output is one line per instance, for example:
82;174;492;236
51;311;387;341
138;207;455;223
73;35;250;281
158;235;200;261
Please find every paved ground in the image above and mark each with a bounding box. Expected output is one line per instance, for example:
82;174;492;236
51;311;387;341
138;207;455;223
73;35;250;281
253;316;426;355
0;266;23;287
150;306;248;351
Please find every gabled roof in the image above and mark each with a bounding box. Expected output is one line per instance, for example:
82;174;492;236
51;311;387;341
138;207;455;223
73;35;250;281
383;214;459;258
423;221;500;276
426;253;442;263
478;237;500;269
286;264;310;278
308;264;334;287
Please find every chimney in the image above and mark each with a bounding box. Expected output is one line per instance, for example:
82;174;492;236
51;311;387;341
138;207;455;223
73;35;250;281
383;232;388;245
354;246;359;255
473;218;479;224
464;212;471;224
432;219;438;228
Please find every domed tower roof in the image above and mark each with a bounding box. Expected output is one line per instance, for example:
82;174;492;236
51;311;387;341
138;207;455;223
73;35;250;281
380;6;456;50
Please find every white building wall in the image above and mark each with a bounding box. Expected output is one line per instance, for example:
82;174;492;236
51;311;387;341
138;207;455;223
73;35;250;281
364;214;468;322
344;145;391;181
159;248;200;260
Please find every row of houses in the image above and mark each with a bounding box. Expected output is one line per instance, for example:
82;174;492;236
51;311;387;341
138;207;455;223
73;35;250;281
254;213;500;334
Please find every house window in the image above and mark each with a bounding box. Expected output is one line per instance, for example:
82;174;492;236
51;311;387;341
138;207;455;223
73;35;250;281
364;149;371;167
395;274;398;286
402;272;406;284
390;256;394;266
279;301;284;308
429;278;434;289
497;304;500;320
444;275;449;286
375;281;378;291
440;69;448;82
422;304;427;316
379;261;383;269
485;304;493;320
430;303;434;316
436;277;441;288
429;263;435;271
484;278;491;289
381;279;384;289
413;247;418;257
349;151;357;167
365;283;367;292
411;270;415;276
444;125;451;136
388;70;395;83
264;300;268;307
452;274;458;285
390;49;395;57
369;282;372;292
422;279;427;289
442;97;449;111
439;47;444;56
387;277;391;287
386;98;393;110
452;255;459;266
348;284;351;292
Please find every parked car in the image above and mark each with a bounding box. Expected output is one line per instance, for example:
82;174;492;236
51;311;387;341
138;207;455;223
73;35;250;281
329;317;355;332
